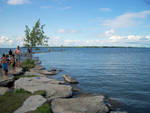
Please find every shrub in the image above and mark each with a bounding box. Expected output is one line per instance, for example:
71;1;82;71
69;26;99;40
21;59;35;71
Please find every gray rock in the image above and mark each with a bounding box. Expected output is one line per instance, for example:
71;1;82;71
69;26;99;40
33;64;45;70
0;87;9;95
51;95;109;113
0;76;14;86
15;77;72;100
40;70;57;75
24;71;45;77
14;95;46;113
15;77;63;87
34;60;41;65
110;111;127;113
63;74;78;84
49;67;56;71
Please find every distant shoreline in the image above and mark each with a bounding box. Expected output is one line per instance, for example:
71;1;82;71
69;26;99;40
0;46;150;49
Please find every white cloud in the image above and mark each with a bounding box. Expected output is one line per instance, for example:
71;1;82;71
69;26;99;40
48;35;64;46
14;36;24;46
57;28;65;33
63;40;104;46
99;8;111;12
127;35;144;41
145;36;150;40
57;28;79;34
105;29;115;36
53;36;61;40
103;10;150;28
0;36;14;46
109;35;122;42
7;0;29;5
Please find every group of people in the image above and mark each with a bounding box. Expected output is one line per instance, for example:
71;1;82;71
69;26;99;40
0;46;21;76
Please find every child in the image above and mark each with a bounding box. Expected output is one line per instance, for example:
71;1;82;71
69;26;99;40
10;54;16;72
1;54;8;76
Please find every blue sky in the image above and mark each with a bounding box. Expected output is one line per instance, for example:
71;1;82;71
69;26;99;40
0;0;150;47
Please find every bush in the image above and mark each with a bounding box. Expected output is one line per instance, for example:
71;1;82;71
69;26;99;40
21;59;35;71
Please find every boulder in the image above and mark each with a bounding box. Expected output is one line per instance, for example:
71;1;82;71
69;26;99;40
0;87;9;95
110;111;127;113
34;60;41;65
0;76;14;86
49;67;56;72
15;77;63;87
40;70;57;75
51;95;109;113
14;95;46;113
24;71;45;77
15;77;72;100
33;64;45;70
63;74;78;84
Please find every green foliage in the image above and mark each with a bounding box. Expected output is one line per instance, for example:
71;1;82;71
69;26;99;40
33;90;46;97
14;89;30;94
0;89;31;113
26;104;52;113
24;19;49;47
21;59;35;71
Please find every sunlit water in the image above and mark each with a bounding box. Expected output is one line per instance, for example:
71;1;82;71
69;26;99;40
1;47;150;113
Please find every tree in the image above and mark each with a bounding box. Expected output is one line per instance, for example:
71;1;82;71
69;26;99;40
24;19;49;48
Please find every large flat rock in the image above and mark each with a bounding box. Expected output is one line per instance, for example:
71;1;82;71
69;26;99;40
0;87;9;95
51;95;109;113
24;71;45;77
15;77;63;86
14;95;46;113
15;77;72;100
40;70;57;75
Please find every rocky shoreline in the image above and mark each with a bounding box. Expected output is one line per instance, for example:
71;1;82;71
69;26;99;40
0;56;128;113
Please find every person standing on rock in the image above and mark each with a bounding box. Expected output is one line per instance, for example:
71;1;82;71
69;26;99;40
1;54;8;77
14;46;21;67
9;49;12;57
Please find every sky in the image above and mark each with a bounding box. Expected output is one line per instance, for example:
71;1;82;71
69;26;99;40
0;0;150;47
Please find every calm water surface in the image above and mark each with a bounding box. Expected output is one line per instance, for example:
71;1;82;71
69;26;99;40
34;48;150;113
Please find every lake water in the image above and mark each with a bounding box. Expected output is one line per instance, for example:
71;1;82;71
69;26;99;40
34;48;150;113
0;47;150;113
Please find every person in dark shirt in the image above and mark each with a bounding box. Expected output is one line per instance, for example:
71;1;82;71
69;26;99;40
9;49;12;56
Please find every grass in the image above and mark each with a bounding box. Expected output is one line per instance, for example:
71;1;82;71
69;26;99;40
0;89;49;113
0;89;31;113
33;90;46;97
26;103;52;113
